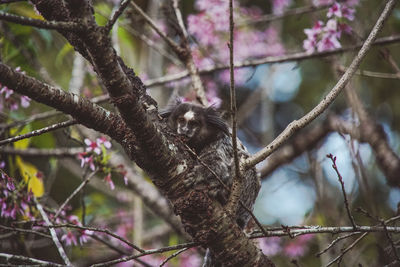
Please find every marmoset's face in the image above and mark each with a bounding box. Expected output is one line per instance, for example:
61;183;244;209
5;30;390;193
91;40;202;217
176;110;202;140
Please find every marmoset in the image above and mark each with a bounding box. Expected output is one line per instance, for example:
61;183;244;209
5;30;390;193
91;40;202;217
161;101;260;229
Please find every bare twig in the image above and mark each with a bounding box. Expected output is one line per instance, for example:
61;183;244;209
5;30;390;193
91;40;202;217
145;34;400;88
0;119;76;146
326;154;357;229
0;147;83;157
244;0;397;169
381;219;400;263
90;242;198;267
238;4;330;26
36;223;145;253
0;11;82;31
159;247;191;267
226;0;242;220
170;0;208;104
105;0;131;32
325;232;368;267
54;171;98;220
130;1;181;54
0;253;65;266
250;225;400;239
0;0;25;4
316;232;361;257
337;65;400;79
0;224;51;239
35;198;72;266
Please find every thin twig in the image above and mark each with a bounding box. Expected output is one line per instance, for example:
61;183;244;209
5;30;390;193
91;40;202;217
0;253;65;266
316;232;361;257
381;219;400;263
36;223;145;253
226;0;242;220
0;224;51;239
0;94;109;130
90;242;198;267
172;0;189;40
146;33;400;87
237;4;330;26
0;119;76;146
3;34;400;132
35;198;72;266
326;154;357;229
105;0;131;32
159;247;190;267
130;1;181;54
325;232;368;267
0;0;25;4
250;225;400;239
54;170;98;219
0;11;82;31
244;0;398;169
0;147;83;157
170;0;208;104
337;65;400;79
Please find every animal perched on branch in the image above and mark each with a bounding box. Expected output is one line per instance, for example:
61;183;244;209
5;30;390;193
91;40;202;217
161;102;260;266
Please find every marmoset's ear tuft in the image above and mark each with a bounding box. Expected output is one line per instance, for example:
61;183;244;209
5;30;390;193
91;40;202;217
205;107;229;135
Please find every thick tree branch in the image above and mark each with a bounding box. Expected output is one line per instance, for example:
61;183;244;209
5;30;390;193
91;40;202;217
0;63;128;143
0;10;82;31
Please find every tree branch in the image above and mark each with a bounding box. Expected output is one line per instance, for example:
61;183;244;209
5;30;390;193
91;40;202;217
0;10;82;31
243;0;397;169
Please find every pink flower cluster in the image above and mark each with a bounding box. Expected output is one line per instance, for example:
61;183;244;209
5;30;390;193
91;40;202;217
77;137;128;190
59;215;93;246
0;168;35;220
167;0;286;100
303;1;358;53
78;137;112;171
0;68;31;112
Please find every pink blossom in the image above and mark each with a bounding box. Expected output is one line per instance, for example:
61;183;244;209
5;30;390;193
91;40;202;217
283;234;314;258
317;33;341;52
20;96;31;108
79;229;93;245
104;173;115;190
96;136;112;149
77;153;96;171
68;215;82;226
84;138;101;155
327;2;342;18
61;231;78;246
259;237;282;256
341;5;356;20
77;152;88;168
122;171;128;185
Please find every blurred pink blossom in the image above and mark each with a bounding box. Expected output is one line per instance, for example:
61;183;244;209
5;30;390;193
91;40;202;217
283;234;314;258
62;231;78;246
273;0;292;15
259;237;282;256
104;173;115;190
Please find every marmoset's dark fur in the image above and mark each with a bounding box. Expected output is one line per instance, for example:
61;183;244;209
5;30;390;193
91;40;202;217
161;102;260;226
161;102;260;266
